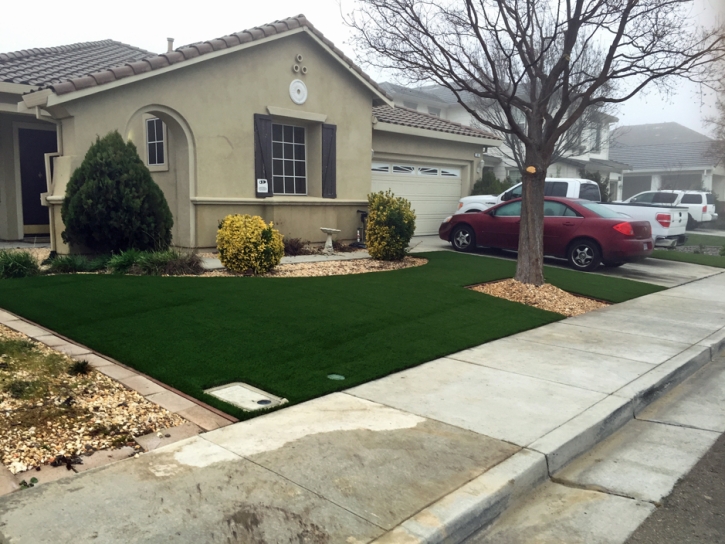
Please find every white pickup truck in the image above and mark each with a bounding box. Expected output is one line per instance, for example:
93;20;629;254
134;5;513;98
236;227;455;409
456;178;601;214
621;190;718;229
601;202;688;248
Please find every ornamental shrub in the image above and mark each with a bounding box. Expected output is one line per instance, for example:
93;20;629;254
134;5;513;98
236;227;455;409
0;250;39;279
216;215;284;274
366;190;416;261
61;131;173;253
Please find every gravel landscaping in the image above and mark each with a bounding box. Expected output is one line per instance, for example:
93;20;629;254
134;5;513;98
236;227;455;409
471;279;609;317
0;324;184;474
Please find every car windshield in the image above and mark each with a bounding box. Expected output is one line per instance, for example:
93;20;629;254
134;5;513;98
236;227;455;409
579;202;624;218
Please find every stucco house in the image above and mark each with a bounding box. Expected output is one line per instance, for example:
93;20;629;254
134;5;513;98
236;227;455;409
610;122;725;200
0;16;501;253
381;82;628;198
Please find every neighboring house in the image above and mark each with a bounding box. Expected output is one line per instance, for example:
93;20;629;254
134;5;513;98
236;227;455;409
381;82;628;198
0;16;501;251
610;122;725;200
0;40;154;241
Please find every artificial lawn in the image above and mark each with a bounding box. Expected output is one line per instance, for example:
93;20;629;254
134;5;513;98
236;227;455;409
651;249;725;269
0;252;663;420
681;233;725;248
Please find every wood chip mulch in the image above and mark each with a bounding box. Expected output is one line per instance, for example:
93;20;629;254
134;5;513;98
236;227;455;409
0;324;184;474
470;279;609;317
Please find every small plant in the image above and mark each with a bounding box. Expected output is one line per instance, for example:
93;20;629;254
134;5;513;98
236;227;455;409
366;190;416;261
107;249;203;275
19;477;38;489
68;360;91;376
47;254;90;274
216;215;284;274
6;379;34;399
0;250;40;279
693;244;706;255
283;237;308;256
107;249;143;274
61;131;174;253
720;246;725;257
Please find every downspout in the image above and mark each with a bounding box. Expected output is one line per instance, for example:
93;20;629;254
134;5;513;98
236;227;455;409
35;106;62;253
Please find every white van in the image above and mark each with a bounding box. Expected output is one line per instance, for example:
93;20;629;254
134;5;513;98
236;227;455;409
455;178;601;214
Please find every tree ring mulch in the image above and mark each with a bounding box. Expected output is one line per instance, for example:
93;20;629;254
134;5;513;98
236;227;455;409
469;279;610;317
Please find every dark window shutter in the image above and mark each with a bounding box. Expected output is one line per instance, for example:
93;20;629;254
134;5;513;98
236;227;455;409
321;123;337;199
254;114;273;197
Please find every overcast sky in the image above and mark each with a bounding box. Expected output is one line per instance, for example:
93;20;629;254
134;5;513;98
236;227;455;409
1;0;722;136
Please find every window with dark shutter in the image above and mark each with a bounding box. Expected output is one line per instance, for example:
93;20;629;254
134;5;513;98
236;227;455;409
254;114;273;197
321;123;337;199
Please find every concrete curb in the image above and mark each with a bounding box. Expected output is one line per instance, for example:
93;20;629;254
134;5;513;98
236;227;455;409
374;333;724;543
371;449;548;544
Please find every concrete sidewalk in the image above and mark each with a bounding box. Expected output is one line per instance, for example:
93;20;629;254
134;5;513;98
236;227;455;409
0;273;724;543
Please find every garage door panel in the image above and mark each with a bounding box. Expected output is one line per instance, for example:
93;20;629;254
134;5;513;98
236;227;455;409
371;163;463;236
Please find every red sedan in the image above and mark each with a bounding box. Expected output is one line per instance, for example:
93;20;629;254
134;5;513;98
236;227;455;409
439;197;653;271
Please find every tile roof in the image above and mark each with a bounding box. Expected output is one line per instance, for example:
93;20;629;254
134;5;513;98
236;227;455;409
610;140;722;171
373;105;500;140
379;82;448;105
15;15;389;100
0;40;154;87
611;122;713;147
561;157;631;172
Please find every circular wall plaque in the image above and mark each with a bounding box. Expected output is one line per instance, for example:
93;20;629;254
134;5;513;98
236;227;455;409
289;79;308;105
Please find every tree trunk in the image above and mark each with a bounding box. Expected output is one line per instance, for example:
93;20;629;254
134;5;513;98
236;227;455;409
514;161;547;285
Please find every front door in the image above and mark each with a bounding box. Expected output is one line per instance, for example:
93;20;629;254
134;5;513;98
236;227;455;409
18;128;57;235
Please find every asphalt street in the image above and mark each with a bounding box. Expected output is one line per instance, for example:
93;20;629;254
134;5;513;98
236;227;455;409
626;431;725;544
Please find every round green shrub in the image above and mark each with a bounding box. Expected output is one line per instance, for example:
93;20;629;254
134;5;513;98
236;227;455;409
366;190;416;261
61;131;173;253
216;215;284;274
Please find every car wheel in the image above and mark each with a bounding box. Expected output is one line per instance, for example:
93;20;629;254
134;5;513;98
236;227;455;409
687;215;699;230
451;225;475;252
567;239;601;271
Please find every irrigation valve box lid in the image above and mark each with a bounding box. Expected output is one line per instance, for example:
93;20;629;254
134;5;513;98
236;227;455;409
204;382;287;412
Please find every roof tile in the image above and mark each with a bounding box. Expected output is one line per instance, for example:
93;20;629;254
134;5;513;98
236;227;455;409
71;75;97;91
373;105;499;140
127;60;151;75
90;70;115;85
0;39;154;88
146;56;170;69
6;15;392;101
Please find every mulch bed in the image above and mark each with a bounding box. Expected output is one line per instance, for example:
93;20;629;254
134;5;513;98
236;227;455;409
470;279;609;317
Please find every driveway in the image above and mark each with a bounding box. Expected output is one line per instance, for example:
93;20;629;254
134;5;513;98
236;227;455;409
412;235;722;288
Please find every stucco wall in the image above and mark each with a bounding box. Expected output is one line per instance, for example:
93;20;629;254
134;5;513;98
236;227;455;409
47;30;377;250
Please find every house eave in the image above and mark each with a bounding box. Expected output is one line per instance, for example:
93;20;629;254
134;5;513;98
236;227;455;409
0;82;37;94
374;121;501;147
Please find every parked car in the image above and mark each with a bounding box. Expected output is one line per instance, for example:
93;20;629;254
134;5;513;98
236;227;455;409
440;197;653;271
620;190;718;229
456;178;601;214
602;201;688;247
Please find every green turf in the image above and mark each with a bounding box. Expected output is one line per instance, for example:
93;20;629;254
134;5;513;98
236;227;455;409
681;233;725;248
651;249;725;269
0;252;663;420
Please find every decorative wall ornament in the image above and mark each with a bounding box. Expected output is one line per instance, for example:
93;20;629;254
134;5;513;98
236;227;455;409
289;79;308;105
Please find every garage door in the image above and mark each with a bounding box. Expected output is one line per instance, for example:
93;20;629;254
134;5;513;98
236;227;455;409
371;162;462;235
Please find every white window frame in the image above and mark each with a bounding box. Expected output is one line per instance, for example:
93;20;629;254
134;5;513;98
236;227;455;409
272;123;307;196
145;117;168;172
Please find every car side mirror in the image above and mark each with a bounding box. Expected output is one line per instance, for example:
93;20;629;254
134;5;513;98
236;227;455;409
501;191;511;202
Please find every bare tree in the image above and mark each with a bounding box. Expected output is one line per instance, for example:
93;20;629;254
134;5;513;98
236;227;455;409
348;0;725;284
706;71;725;164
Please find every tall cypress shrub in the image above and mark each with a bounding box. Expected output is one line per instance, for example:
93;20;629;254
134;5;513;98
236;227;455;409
61;131;173;252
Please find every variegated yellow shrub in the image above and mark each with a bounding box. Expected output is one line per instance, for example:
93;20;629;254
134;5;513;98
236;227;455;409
216;214;284;274
366;190;416;261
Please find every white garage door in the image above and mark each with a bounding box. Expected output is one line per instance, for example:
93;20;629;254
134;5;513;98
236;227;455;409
371;162;462;235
